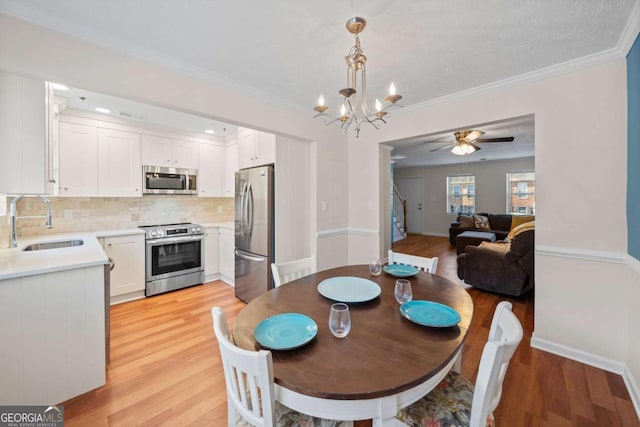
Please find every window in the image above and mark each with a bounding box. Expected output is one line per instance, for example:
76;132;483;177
507;172;535;214
447;175;475;214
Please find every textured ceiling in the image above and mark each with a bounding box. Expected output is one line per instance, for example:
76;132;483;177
0;0;636;164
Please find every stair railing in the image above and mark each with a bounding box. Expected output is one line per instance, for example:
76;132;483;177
392;184;407;234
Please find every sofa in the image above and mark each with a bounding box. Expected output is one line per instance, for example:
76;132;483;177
456;222;535;296
449;213;534;245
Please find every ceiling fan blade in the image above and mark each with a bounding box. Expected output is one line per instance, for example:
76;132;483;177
469;143;482;151
476;137;515;143
464;130;485;141
430;144;454;152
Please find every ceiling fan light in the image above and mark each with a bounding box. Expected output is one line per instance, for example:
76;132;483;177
451;145;466;155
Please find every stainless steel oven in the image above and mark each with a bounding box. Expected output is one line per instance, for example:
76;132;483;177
140;223;204;296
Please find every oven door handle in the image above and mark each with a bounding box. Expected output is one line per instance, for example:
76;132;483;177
146;235;204;245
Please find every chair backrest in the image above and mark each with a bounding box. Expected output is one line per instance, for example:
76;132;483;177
212;307;276;427
271;255;316;287
388;250;438;273
470;301;523;427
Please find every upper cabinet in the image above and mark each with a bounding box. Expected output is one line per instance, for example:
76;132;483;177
198;143;224;197
0;71;55;195
141;134;198;169
237;128;276;169
97;128;141;197
58;122;98;196
59;123;141;197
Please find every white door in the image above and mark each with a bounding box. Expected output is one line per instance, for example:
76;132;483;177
397;177;423;234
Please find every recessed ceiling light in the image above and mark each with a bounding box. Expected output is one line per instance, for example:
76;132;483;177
95;107;111;114
51;83;69;91
205;129;215;134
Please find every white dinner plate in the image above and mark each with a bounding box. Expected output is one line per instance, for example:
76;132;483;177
317;276;381;303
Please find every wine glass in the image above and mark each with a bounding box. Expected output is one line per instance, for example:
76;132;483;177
394;279;413;304
329;303;351;338
369;258;382;276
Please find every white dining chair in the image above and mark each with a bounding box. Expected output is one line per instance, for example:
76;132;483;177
395;301;523;427
271;255;316;287
388;250;438;274
211;307;350;427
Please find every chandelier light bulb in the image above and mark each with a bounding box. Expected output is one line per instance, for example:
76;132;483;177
389;82;396;96
375;99;382;112
340;104;347;116
318;94;325;106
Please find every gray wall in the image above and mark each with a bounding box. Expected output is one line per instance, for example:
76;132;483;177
394;156;535;236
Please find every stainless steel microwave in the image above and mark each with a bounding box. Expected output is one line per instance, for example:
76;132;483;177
142;165;198;195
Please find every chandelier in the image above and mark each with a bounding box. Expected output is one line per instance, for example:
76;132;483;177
313;17;403;137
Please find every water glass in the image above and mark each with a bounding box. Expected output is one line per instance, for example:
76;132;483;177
369;258;382;276
329;303;351;338
394;279;413;304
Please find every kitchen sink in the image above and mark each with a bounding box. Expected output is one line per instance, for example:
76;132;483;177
22;239;84;251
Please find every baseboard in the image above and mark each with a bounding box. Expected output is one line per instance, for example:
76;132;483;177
623;365;640;420
531;333;626;374
110;290;145;305
531;334;640;418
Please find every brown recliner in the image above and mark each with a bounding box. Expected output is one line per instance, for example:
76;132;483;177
456;226;534;296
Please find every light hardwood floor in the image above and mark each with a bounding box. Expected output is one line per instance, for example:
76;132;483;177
61;235;639;426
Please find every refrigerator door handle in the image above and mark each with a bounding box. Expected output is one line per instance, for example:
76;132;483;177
235;249;266;263
247;182;254;239
240;181;248;236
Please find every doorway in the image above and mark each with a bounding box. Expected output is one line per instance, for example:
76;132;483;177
397;177;423;234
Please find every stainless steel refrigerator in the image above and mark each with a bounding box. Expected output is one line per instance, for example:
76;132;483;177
234;165;274;302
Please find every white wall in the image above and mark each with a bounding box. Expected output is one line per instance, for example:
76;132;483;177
346;59;639;407
395;157;535;236
0;12;349;268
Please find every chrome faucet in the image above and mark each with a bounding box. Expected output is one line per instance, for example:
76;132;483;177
9;195;53;248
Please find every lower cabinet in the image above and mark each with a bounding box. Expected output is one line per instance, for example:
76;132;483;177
101;234;145;304
0;265;106;405
218;227;235;285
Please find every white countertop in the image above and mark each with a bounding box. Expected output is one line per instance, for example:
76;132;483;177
201;222;234;230
0;229;143;281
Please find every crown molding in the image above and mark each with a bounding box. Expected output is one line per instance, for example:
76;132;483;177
619;0;640;55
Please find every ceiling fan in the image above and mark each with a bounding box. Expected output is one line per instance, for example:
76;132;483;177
428;130;515;155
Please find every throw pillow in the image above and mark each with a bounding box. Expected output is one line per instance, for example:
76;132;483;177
507;221;535;241
473;214;490;231
510;215;535;231
458;214;475;228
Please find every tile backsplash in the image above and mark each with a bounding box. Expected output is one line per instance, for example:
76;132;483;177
0;196;234;247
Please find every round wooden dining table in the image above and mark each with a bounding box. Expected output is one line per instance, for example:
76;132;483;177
233;265;474;426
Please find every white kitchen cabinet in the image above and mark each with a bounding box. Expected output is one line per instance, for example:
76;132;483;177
0;71;55;195
0;265;105;405
204;226;220;282
237;128;276;169
218;227;235;285
58;122;99;196
98;128;141;197
224;141;238;197
102;234;145;304
142;134;198;169
198;143;224;197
